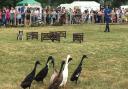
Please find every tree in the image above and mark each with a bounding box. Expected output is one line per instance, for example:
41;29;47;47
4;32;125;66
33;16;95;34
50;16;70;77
112;0;127;7
0;0;22;8
0;0;128;8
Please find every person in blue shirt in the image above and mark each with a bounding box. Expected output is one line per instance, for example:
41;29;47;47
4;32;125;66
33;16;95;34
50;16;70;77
104;5;112;32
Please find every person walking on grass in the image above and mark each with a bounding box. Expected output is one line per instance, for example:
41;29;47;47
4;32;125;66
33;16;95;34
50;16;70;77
104;5;112;32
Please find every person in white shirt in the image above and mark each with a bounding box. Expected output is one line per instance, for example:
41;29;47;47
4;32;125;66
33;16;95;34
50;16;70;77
34;8;39;22
51;9;57;24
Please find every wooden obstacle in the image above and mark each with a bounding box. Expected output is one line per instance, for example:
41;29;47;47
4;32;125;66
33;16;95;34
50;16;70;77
50;31;66;38
26;32;38;40
41;32;60;42
73;33;84;43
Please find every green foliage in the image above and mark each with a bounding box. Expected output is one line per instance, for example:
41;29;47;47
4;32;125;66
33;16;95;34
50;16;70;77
111;0;127;7
0;0;128;8
0;0;22;8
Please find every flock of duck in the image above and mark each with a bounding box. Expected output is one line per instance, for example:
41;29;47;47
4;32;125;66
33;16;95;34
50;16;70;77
20;55;88;89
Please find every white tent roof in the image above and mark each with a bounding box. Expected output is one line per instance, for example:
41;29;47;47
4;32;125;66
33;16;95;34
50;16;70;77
71;1;100;11
71;1;100;7
59;1;100;12
120;5;128;9
60;4;71;9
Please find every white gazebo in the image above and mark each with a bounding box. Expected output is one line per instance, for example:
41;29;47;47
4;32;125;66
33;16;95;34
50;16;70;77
59;1;100;12
120;5;128;10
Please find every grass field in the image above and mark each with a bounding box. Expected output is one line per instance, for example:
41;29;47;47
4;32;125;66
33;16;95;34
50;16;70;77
0;24;128;89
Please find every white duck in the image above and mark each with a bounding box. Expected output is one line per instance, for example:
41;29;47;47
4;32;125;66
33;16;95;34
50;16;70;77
60;55;72;88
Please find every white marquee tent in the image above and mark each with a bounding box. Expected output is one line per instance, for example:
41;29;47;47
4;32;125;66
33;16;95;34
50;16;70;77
120;5;128;9
60;4;72;10
59;1;100;12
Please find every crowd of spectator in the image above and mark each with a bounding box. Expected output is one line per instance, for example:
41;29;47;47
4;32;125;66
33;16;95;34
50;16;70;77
0;6;128;27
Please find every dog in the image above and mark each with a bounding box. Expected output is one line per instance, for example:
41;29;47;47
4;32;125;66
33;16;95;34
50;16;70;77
17;31;23;40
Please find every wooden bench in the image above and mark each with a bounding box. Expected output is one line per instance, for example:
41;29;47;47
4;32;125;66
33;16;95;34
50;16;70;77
32;32;38;40
26;32;38;40
17;31;23;40
50;31;66;38
73;33;84;43
41;33;51;41
26;32;32;40
50;32;60;42
41;32;60;42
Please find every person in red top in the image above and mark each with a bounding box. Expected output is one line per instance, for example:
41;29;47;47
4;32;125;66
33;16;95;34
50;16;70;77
6;7;10;25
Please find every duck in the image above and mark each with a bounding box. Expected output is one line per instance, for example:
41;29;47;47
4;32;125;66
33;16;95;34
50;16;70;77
34;56;54;83
48;60;65;89
20;60;41;89
59;55;72;88
49;57;58;85
70;55;88;84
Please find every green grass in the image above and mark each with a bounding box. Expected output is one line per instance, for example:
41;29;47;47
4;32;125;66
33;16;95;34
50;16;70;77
0;24;128;89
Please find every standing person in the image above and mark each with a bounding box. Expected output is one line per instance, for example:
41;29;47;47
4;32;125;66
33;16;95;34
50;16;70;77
26;8;31;26
16;8;22;26
21;6;25;25
6;7;10;25
34;8;39;22
2;8;6;26
90;10;94;23
69;8;73;24
51;9;57;24
42;8;47;24
10;7;15;26
111;9;116;23
104;5;112;32
125;9;128;22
